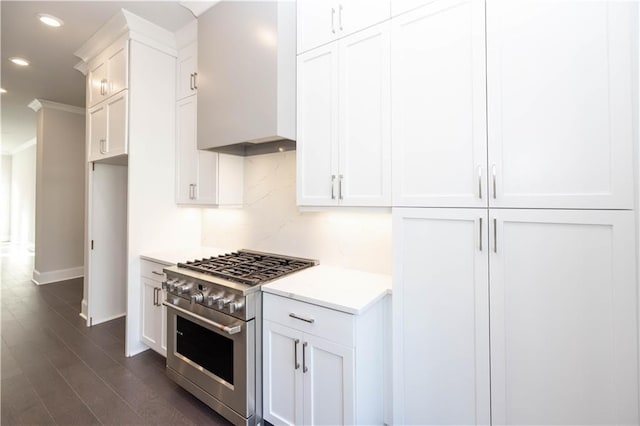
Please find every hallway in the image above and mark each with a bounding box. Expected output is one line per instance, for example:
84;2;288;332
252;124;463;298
1;244;229;425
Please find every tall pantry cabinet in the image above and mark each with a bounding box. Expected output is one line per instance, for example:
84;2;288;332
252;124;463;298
392;0;639;425
76;10;201;356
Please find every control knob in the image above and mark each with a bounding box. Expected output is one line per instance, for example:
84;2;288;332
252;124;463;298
190;292;204;305
161;279;177;290
228;301;244;314
207;293;224;306
176;283;191;295
217;298;232;310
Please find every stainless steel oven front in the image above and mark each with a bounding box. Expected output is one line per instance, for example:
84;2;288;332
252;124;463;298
164;298;256;426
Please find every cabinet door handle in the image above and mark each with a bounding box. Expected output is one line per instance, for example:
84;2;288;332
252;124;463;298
338;174;344;200
493;218;497;253
492;164;497;199
193;183;198;200
152;271;163;276
193;72;198;90
100;79;107;95
153;287;158;306
99;139;106;154
479;217;483;252
331;8;336;34
478;166;483;199
302;342;308;373
189;73;194;91
294;338;300;370
289;313;315;324
331;175;336;200
338;4;343;31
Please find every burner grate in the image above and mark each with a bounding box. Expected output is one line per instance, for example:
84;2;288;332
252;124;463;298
177;250;317;286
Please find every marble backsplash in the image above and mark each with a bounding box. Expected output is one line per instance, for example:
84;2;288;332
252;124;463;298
201;151;392;275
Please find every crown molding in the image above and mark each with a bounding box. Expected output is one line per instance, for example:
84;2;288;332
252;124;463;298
28;99;85;115
180;1;219;17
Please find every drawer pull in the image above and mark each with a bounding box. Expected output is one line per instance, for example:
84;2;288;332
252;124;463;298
151;271;164;276
289;313;315;324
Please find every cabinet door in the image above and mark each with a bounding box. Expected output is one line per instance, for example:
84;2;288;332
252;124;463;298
88;60;107;108
107;43;128;97
297;0;336;53
489;209;638;425
303;334;354;425
88;103;106;162
141;278;162;353
263;320;304;426
177;42;197;100
105;92;128;158
296;43;339;206
486;0;634;209
392;0;487;207
196;150;219;204
392;208;490;425
340;0;390;37
176;96;199;204
338;23;391;207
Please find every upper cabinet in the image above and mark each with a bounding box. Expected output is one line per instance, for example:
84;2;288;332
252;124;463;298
197;1;295;151
88;91;128;162
176;42;197;100
297;0;391;53
297;23;391;207
486;0;634;209
87;38;128;108
392;0;487;208
391;0;636;210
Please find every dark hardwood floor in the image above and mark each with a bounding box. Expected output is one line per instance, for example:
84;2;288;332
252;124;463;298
1;243;231;425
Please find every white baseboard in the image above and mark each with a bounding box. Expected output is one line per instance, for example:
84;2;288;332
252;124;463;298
126;340;150;357
32;266;84;285
90;312;125;327
80;299;88;322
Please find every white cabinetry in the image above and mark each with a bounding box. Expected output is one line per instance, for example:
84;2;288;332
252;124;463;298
486;0;634;209
175;87;243;206
141;259;167;356
87;38;128;108
392;0;635;209
297;23;390;207
263;293;384;425
176;41;197;101
392;0;486;207
87;91;128;162
297;0;390;53
393;208;639;424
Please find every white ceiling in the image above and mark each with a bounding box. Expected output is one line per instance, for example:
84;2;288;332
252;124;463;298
1;1;197;154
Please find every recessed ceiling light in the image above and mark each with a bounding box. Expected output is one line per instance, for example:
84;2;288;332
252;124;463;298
37;13;63;27
10;57;30;66
0;88;6;94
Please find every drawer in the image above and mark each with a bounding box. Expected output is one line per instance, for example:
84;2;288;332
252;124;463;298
141;259;168;281
263;293;354;347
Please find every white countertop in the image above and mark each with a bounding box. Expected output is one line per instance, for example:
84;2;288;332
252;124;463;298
261;265;392;315
140;247;232;266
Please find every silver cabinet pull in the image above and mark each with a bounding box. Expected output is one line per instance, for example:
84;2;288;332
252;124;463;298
163;302;242;335
331;8;336;34
152;271;163;276
100;79;107;95
193;72;198;90
479;217;483;252
99;139;106;154
302;342;308;373
478;165;483;199
189;73;194;91
294;339;300;370
331;175;336;200
493;218;497;253
189;184;197;200
153;287;159;306
338;174;344;200
338;4;343;31
492;164;497;199
289;313;315;324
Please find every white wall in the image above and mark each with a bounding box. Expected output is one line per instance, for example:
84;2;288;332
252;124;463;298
1;155;11;241
32;103;86;284
202;151;392;275
10;140;36;249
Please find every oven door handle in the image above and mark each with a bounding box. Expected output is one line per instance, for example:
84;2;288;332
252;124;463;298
163;302;242;335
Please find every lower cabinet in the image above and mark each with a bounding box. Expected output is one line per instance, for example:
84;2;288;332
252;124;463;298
393;208;639;425
263;293;384;425
141;259;167;356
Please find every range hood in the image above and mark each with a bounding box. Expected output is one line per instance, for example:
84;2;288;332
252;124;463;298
197;1;295;156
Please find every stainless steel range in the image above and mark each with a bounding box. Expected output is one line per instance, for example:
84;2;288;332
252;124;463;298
161;250;317;426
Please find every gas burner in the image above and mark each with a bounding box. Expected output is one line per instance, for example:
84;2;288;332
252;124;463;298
176;250;318;286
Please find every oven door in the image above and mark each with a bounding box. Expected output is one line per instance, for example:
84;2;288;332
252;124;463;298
164;300;254;418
